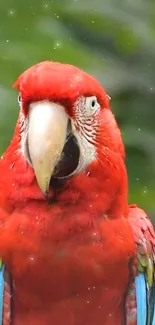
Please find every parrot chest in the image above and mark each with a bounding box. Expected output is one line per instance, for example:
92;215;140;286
6;205;135;325
11;242;129;325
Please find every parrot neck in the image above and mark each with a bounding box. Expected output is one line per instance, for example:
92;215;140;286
0;132;129;220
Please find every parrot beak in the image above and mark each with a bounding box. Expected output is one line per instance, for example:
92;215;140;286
28;101;69;195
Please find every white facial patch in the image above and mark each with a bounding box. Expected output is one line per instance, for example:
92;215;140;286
18;93;30;161
71;119;96;174
70;96;100;174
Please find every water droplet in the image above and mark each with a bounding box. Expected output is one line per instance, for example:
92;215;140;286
92;20;95;24
8;9;15;16
143;186;148;195
87;300;90;304
6;40;9;43
136;178;139;181
138;128;141;131
53;41;61;50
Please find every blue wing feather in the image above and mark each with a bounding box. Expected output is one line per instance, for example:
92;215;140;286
153;305;155;325
0;264;4;325
135;273;147;325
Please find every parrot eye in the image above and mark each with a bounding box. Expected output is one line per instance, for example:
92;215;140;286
91;99;95;107
18;93;22;105
85;96;100;115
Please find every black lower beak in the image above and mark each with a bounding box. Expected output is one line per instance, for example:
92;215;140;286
53;134;80;178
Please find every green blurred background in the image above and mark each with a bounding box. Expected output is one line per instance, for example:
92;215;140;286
0;0;155;219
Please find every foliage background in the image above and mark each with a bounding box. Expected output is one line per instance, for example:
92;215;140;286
0;0;155;219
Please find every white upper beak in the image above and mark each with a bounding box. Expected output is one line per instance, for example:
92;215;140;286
28;101;68;194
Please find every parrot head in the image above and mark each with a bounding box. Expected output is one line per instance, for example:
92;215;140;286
12;61;125;196
0;60;128;219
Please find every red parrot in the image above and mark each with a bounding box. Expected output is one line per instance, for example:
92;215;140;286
0;61;154;325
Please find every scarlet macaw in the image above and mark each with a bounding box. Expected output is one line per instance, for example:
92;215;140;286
0;61;154;325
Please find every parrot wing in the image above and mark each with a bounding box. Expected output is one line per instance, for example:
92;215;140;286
126;204;155;325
